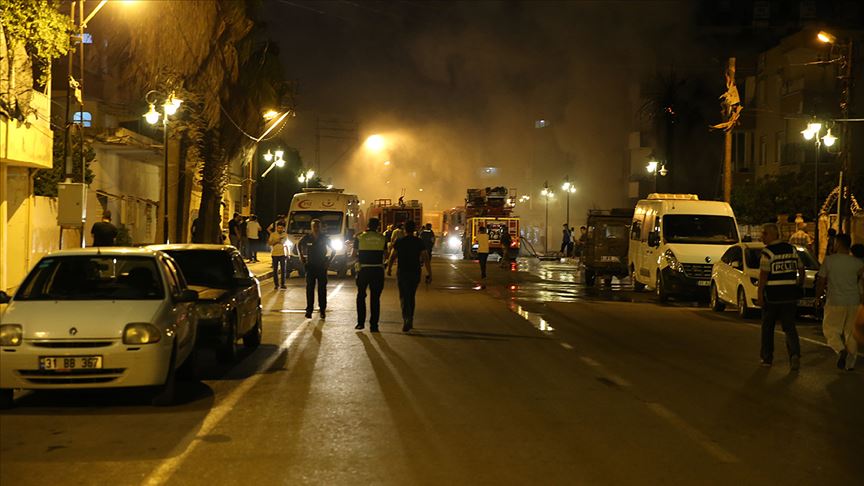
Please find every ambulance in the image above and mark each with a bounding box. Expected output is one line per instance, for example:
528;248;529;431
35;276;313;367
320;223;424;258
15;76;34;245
286;188;363;278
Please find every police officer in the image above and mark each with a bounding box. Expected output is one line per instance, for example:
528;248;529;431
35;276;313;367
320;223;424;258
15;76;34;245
353;218;388;332
299;219;333;319
756;222;804;370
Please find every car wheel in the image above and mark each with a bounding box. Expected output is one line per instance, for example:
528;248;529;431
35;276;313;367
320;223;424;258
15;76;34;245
217;316;239;363
710;282;726;312
151;344;177;406
656;272;669;303
585;269;596;286
737;287;752;319
297;268;306;278
177;347;199;380
349;265;356;278
632;267;646;291
243;307;263;349
0;388;14;409
337;267;347;279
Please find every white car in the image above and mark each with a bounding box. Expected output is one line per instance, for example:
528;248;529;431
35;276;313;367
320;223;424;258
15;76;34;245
709;242;820;319
0;248;198;408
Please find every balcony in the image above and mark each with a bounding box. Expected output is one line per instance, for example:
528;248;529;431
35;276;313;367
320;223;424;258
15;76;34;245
0;91;53;169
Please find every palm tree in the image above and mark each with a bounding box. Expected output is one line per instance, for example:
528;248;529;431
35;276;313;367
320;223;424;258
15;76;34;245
105;0;288;243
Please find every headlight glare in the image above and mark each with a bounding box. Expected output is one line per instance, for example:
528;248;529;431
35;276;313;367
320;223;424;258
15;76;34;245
123;323;161;344
330;237;345;252
447;236;461;249
0;324;22;346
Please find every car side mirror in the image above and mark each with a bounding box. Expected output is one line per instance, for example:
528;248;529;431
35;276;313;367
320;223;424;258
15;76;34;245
731;261;742;269
647;232;660;247
233;276;256;288
174;289;198;303
0;291;10;304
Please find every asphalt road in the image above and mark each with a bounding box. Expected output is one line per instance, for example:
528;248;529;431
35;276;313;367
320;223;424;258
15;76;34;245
1;255;861;485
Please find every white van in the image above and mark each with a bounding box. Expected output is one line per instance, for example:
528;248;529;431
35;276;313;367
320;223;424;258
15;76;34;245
286;189;363;278
628;194;740;301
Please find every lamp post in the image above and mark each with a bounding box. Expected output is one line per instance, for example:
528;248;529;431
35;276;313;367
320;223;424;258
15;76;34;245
260;149;286;218
817;30;854;231
801;119;837;254
646;159;668;194
561;176;577;229
540;181;554;255
144;90;183;244
298;169;316;187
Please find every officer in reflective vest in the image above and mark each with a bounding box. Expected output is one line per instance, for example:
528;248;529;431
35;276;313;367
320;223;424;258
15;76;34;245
756;223;804;369
353;218;388;332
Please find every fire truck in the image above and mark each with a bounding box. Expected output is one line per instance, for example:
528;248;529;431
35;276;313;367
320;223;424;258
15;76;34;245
461;187;520;260
367;197;423;231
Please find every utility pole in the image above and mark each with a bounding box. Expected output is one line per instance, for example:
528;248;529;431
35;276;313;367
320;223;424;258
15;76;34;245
713;57;741;203
838;40;854;232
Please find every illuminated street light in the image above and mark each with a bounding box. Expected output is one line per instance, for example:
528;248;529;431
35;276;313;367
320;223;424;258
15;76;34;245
263;150;273;162
262;109;279;121
817;30;837;44
298;169;316;184
822;128;836;147
541;181;555;255
365;134;386;152
561;176;577;230
646;159;667;193
144;89;183;243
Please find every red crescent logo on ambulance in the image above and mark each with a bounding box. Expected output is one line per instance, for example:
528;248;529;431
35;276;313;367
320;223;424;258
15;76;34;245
322;200;335;208
298;200;312;209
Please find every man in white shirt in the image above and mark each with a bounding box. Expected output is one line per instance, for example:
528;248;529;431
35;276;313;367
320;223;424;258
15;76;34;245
246;215;261;262
816;233;864;371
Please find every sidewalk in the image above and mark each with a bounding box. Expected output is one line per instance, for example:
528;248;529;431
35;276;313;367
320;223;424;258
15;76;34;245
247;253;274;281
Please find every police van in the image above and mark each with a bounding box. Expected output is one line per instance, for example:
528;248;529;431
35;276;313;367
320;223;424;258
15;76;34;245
286;188;363;278
628;194;740;301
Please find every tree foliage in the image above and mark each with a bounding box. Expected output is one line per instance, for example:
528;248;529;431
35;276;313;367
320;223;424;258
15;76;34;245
0;0;71;92
731;170;861;224
106;1;287;243
33;128;95;197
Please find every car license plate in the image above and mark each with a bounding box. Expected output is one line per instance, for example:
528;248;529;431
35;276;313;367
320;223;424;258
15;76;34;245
697;280;710;287
797;297;816;307
39;356;103;371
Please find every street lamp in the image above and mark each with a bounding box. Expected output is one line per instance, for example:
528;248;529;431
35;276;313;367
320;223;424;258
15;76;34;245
143;90;183;244
646;159;668;193
364;134;386;152
298;169;316;185
800;119;839;253
540;181;555;255
561;176;577;229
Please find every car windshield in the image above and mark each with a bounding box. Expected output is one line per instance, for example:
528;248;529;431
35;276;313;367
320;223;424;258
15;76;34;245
162;250;234;288
288;211;343;236
745;248;763;269
663;215;738;245
601;223;628;239
15;256;164;301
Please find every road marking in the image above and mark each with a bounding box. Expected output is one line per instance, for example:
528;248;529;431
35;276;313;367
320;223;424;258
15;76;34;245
141;283;344;486
141;324;307;486
580;356;602;368
645;402;739;464
560;342;574;350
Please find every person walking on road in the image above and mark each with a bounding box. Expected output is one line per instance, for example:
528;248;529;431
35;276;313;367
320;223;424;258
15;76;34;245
387;220;432;332
268;222;289;289
560;224;571;256
299;219;333;319
91;210;118;247
476;225;490;286
756;223;804;370
815;234;863;371
228;213;242;249
246;215;261;262
420;223;436;256
353;218;388;332
500;229;512;268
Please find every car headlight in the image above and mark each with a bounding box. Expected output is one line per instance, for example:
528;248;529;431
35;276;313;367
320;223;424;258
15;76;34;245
664;250;684;273
448;236;461;249
330;237;345;252
123;323;161;344
0;324;22;346
196;302;223;320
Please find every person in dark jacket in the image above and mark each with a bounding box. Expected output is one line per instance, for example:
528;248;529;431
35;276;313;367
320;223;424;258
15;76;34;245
91;211;118;247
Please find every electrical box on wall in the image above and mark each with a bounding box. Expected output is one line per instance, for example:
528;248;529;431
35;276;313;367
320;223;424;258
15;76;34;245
57;182;87;226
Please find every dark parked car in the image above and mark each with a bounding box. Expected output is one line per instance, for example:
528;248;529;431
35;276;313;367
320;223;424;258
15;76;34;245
148;244;262;362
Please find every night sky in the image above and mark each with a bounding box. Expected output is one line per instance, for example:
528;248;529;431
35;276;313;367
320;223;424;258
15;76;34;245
263;0;710;223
